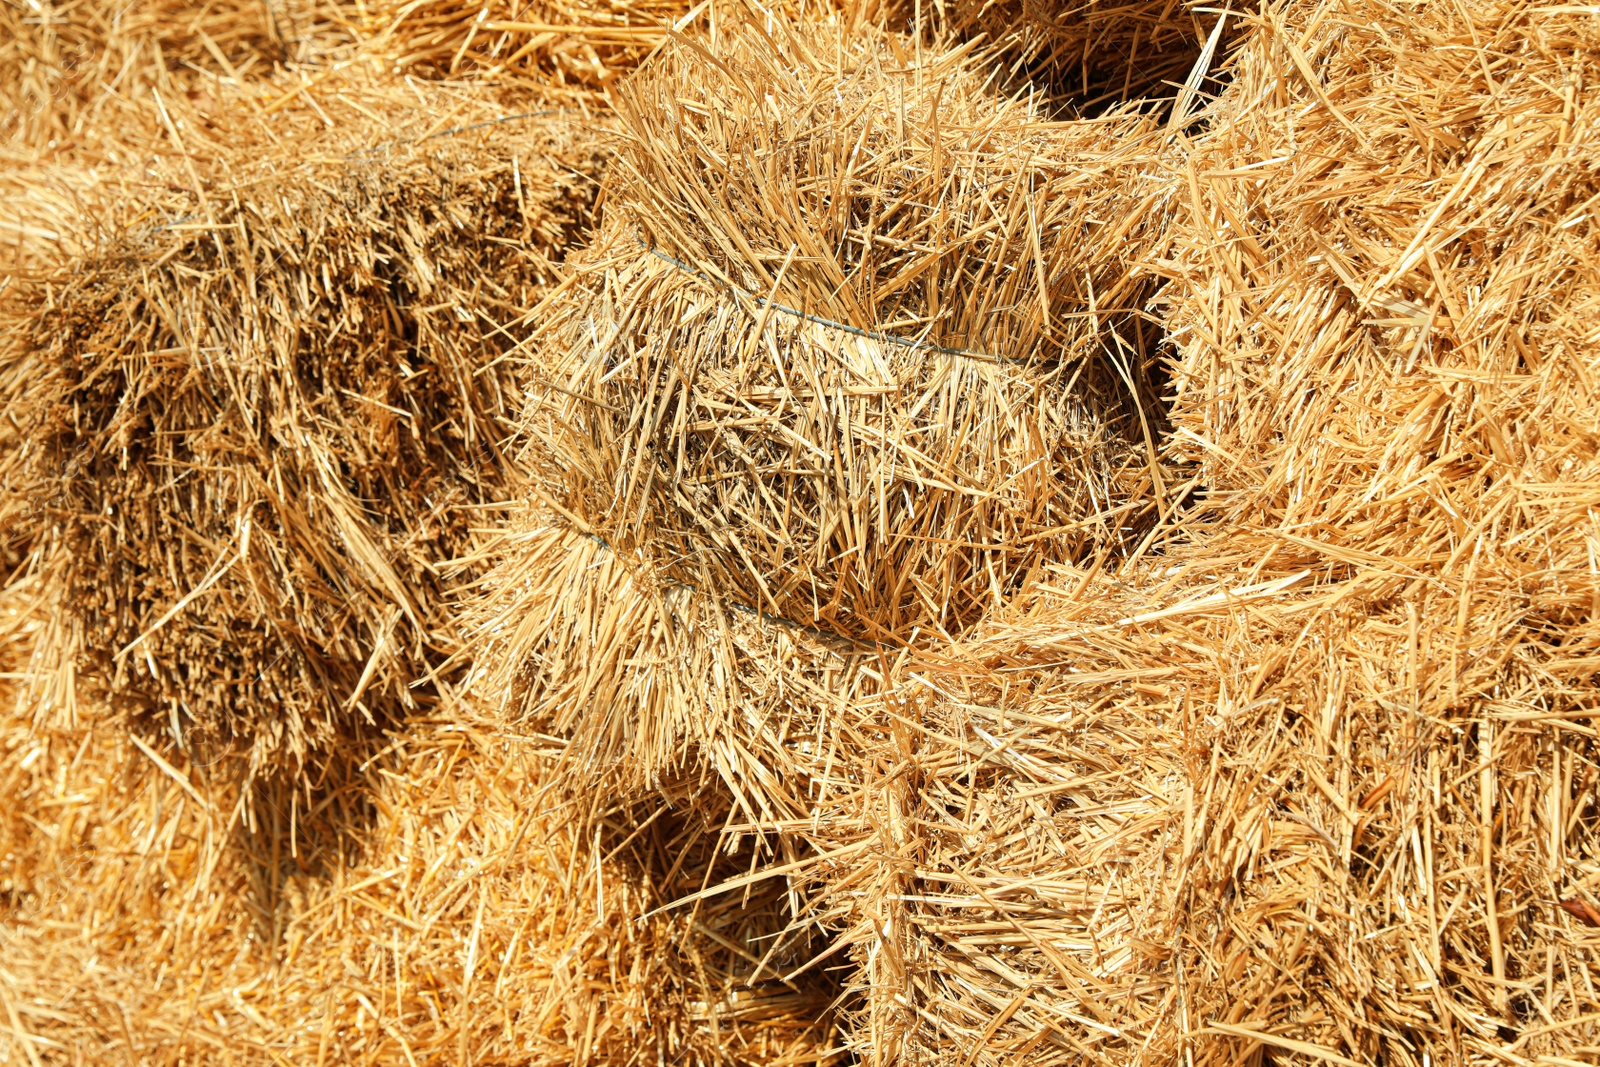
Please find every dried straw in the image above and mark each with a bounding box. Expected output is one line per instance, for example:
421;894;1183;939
1127;1;1600;1059
499;14;1172;666
6;0;1600;1064
360;0;895;89
362;0;690;86
0;607;842;1063
937;0;1224;108
469;3;1600;1062
0;0;360;267
1;86;606;770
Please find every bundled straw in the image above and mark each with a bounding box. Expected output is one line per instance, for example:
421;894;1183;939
1118;0;1600;1060
509;16;1170;658
772;636;1186;1067
1158;0;1600;582
2;97;605;769
471;3;1600;1061
461;562;1192;1065
0;0;357;158
458;514;881;794
925;535;1600;1064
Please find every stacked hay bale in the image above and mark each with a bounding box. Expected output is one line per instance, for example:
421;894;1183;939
1;87;606;770
1134;0;1600;1062
651;633;1191;1067
454;14;1193;1064
5;0;1600;1065
463;13;1175;789
471;2;1600;1063
0;0;358;268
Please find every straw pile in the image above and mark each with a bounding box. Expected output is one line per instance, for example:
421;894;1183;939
0;0;358;267
0;617;841;1063
467;3;1600;1064
6;0;1600;1064
496;17;1170;664
1;89;606;769
1125;0;1600;1060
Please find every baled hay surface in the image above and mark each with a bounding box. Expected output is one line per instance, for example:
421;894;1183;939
0;0;353;147
541;543;1600;1067
0;0;358;265
362;0;891;89
940;0;1219;106
1159;0;1600;591
0;620;839;1065
517;19;1170;654
458;517;878;795
365;0;689;86
1;104;605;769
480;3;1600;1063
851;535;1600;1067
1102;0;1600;1061
675;633;1188;1067
461;552;1189;1065
459;524;1183;1064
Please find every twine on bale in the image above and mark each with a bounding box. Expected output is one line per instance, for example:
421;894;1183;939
640;239;1006;363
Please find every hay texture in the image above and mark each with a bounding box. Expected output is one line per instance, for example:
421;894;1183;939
0;616;841;1065
731;1;1600;1060
0;0;358;267
512;17;1170;658
2;96;605;769
1129;0;1600;1061
469;3;1600;1064
939;0;1221;106
5;0;1600;1065
363;0;895;89
366;0;689;86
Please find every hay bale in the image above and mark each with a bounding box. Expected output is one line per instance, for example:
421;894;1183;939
1158;0;1600;578
600;536;1597;1067
1108;0;1600;1060
1;98;606;769
775;634;1186;1067
515;17;1170;650
0;0;355;149
462;554;1190;1065
459;514;884;795
0;0;357;268
472;3;1600;1062
932;536;1600;1065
